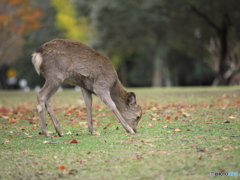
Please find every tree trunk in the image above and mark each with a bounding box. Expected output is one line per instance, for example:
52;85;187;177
152;45;167;87
212;19;229;86
163;65;172;87
190;6;231;86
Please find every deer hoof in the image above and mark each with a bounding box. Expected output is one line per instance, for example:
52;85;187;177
126;129;135;134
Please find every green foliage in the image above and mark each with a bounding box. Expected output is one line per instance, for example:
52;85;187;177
110;54;122;71
51;0;91;43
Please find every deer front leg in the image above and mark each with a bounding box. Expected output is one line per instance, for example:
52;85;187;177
81;88;94;135
94;90;135;134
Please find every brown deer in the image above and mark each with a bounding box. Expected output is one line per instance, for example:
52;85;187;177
32;39;142;137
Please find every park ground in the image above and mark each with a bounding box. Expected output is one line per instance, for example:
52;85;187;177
0;87;239;179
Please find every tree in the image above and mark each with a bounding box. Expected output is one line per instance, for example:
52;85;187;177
75;0;240;86
0;0;42;65
51;0;91;43
75;0;170;86
166;0;240;85
13;0;61;89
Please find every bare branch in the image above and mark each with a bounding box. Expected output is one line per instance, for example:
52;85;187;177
190;5;220;32
224;13;232;27
224;43;240;79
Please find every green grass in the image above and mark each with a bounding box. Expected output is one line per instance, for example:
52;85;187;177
0;87;239;179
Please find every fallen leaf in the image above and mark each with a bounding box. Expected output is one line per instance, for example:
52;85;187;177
70;119;78;123
66;131;72;135
68;169;78;175
58;165;67;170
95;132;101;136
221;137;228;140
166;116;172;120
67;110;74;114
70;139;78;144
224;120;231;123
136;155;143;160
206;122;213;124
151;117;158;121
126;139;138;143
159;150;167;154
174;128;181;132
147;151;155;154
196;148;207;152
103;123;112;129
228;116;235;119
222;94;230;98
43;141;62;144
148;124;154;127
29;121;37;124
76;113;85;117
183;112;191;117
150;107;158;111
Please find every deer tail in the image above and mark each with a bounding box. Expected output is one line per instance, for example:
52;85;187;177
32;48;43;75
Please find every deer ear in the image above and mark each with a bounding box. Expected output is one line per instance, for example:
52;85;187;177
127;92;136;106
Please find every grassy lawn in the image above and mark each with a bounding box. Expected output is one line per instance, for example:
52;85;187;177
0;87;239;180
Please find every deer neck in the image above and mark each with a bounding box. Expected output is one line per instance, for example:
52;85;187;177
110;81;128;111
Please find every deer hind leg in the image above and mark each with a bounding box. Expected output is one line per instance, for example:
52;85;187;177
37;79;63;137
81;88;94;135
94;89;135;134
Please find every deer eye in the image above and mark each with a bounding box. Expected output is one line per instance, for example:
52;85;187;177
136;116;141;121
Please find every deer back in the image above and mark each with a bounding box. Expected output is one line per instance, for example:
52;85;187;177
34;39;118;92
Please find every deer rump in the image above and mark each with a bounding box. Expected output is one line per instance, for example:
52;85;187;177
32;39;142;137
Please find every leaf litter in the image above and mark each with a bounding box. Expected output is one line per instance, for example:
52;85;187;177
0;89;239;179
